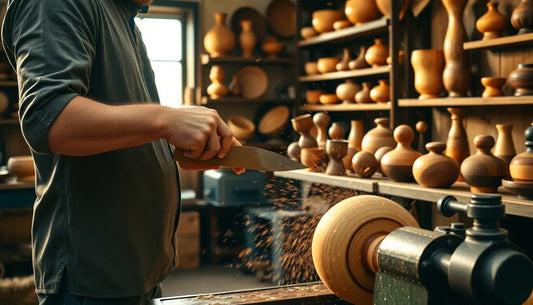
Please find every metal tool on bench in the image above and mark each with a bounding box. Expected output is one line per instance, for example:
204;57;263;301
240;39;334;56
312;194;533;305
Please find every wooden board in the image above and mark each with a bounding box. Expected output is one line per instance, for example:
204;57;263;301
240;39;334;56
149;282;350;305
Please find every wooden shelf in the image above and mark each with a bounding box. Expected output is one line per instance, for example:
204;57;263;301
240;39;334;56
0;179;34;190
398;96;533;107
464;33;533;50
274;170;533;218
0;118;19;125
299;66;390;82
0;81;17;87
201;54;294;66
299;102;391;112
297;18;389;48
201;96;295;105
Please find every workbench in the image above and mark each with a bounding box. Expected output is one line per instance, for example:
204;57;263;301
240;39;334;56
150;282;350;305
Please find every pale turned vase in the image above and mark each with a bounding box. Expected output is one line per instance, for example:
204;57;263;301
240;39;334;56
239;20;256;58
476;2;506;40
203;13;235;57
411;49;445;99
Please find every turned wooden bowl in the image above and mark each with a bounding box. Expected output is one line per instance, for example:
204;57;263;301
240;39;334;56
301;147;326;172
306;89;324;104
312;195;419;305
317;57;341;74
305;62;319;75
261;41;284;58
7;156;35;182
319;93;339;105
333;20;352;31
312;9;345;33
300;26;317;39
258;105;290;137
228;115;255;141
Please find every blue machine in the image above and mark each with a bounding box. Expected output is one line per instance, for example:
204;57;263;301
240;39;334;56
203;169;269;207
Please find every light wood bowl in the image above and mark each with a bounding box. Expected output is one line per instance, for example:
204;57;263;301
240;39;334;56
317;57;341;73
228;116;255;141
312;9;345;33
7;156;35;182
306;89;324;104
258;105;290;137
312;195;419;305
300;26;317;39
319;93;339;105
305;62;319;75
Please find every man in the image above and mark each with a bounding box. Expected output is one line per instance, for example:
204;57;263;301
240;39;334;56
1;0;242;304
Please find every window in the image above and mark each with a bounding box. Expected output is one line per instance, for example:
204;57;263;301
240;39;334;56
135;2;198;107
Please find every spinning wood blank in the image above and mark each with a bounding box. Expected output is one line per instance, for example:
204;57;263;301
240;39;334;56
312;195;419;305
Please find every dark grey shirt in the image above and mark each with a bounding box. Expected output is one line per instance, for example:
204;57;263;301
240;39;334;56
2;0;180;297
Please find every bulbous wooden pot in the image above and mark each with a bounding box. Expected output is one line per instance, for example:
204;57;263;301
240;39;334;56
481;77;506;97
476;2;507;40
413;142;459;188
508;63;533;96
511;0;533;34
370;80;390;103
328;122;346;140
361;118;395;154
287;141;301;161
345;0;382;25
206;65;228;99
509;125;533;182
411;49;445;99
365;38;388;67
375;0;412;20
375;146;394;175
312;195;419;305
349;46;369;70
352;151;379;178
460;135;507;193
336;80;360;103
204;13;236;57
355;82;373;104
380;125;423;182
336;48;352;71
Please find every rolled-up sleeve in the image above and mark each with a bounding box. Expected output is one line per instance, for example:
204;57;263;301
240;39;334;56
2;0;96;154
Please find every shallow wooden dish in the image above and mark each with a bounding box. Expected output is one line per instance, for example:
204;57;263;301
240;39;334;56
258;105;290;137
7;156;35;182
266;0;296;37
312;195;419;305
237;66;268;99
503;179;533;200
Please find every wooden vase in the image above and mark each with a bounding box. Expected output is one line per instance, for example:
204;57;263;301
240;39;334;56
365;39;388;67
325;140;349;176
355;82;374;104
292;114;318;149
370;80;390;103
411;49;445;99
481;77;506;97
349;46;370;70
336;80;361;104
460;135;507;193
361;118;396;154
509;125;533;182
206;65;228;99
336;48;352;71
442;0;471;97
345;0;382;25
204;13;236;57
508;63;533;96
511;0;533;34
413;142;459;187
313;112;331;150
239;20;256;58
343;120;365;171
416;121;428;153
329;122;346;140
380;125;423;182
352;151;379;178
476;2;507;40
494;124;516;166
445;108;470;178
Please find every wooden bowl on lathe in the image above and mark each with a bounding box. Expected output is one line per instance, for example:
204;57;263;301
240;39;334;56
312;195;419;305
